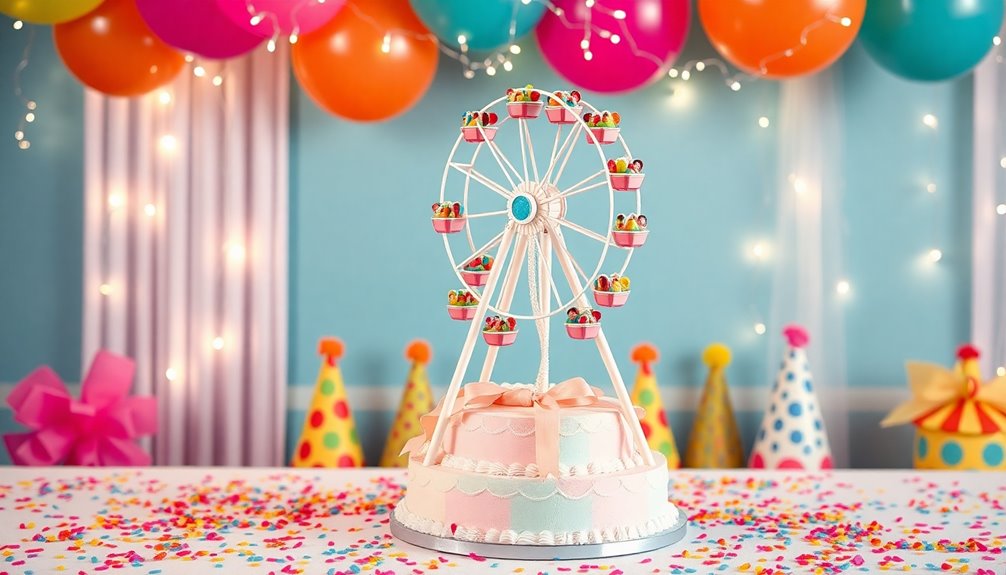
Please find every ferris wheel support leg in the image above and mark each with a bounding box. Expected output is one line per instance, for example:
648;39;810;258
478;233;529;383
536;231;552;393
422;225;517;467
546;224;656;467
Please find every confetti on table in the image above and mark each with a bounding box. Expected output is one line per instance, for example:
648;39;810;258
0;469;1003;574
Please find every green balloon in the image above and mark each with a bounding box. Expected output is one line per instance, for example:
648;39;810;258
859;0;1004;82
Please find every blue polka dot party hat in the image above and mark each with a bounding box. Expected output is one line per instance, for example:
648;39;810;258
749;325;833;470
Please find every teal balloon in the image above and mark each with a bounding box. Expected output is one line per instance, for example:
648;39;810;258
859;0;1004;82
410;0;546;51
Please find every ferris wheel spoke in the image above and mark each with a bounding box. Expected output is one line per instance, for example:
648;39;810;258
485;139;524;191
568;251;591;284
551;124;582;187
455;230;505;271
523;119;540;183
533;233;565;308
549;216;610;245
547;170;608;203
466;209;509;219
540;124;580;189
450;162;513;199
518;119;530;183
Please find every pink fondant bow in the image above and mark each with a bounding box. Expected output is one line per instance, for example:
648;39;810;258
403;378;637;477
3;350;158;466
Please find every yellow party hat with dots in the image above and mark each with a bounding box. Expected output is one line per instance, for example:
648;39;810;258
882;344;1006;470
630;344;680;469
380;340;435;467
684;343;744;468
291;337;364;468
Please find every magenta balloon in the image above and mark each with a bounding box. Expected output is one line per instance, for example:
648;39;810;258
217;0;347;38
137;0;263;59
535;0;689;93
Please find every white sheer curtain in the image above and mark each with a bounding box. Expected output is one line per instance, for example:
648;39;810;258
972;43;1006;378
82;47;289;466
770;70;850;467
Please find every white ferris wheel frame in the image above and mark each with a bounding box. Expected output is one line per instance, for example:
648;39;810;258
439;92;642;321
423;88;656;469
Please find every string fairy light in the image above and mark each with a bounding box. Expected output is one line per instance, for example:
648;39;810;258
341;0;673;79
11;23;36;151
244;0;324;48
669;9;856;92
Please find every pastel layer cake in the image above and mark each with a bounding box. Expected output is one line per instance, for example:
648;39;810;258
394;384;680;545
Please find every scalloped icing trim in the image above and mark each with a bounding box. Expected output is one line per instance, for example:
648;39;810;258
457;411;624;437
407;452;669;501
395;499;680;545
440;453;645;478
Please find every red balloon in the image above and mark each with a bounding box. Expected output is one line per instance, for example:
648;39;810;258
54;0;185;97
699;0;865;78
292;0;439;122
535;0;690;93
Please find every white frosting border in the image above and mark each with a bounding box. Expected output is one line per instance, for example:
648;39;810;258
394;500;680;545
441;453;645;478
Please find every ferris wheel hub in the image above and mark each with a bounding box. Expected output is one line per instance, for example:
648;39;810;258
507;181;565;232
508;194;537;224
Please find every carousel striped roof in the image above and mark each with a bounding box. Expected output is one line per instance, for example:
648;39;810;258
913;382;1006;435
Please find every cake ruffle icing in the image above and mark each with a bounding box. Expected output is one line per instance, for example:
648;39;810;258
397;382;679;545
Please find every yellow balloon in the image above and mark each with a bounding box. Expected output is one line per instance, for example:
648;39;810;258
0;0;104;24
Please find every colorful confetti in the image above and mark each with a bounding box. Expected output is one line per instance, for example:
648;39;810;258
0;469;1003;574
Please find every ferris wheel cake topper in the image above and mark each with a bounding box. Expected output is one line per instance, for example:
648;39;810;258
393;84;683;560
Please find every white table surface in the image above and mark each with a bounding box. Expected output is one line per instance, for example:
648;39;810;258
0;467;1003;574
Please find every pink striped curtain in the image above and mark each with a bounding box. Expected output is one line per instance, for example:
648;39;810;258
82;47;289;466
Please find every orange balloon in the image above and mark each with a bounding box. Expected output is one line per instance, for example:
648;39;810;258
292;0;439;122
54;0;184;97
698;0;865;78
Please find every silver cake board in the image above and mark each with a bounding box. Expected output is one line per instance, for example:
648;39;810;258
390;513;687;561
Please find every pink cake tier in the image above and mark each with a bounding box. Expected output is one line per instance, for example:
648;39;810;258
396;384;680;545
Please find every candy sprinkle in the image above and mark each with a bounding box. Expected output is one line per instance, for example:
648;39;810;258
0;469;1002;573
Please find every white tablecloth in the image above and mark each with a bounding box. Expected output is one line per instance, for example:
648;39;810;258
0;467;1003;574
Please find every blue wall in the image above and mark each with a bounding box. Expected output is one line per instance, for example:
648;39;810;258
1;18;973;468
0;28;83;386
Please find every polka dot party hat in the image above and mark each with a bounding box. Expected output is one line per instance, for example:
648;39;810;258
881;344;1006;470
379;340;435;467
749;325;832;470
291;338;364;468
684;343;744;468
630;344;680;469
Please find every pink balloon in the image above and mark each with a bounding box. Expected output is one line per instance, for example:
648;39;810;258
217;0;347;38
536;0;690;93
137;0;264;59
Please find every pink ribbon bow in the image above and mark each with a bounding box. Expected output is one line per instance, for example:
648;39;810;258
4;350;158;466
403;377;638;477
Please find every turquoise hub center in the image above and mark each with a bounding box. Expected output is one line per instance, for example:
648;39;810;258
510;195;533;223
